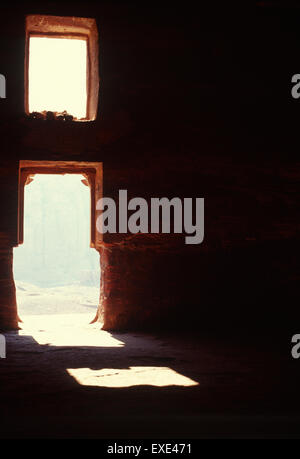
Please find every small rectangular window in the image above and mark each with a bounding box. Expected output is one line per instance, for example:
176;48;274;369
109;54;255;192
29;37;87;119
25;15;99;121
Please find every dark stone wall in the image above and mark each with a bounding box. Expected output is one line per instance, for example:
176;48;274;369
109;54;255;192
0;1;299;332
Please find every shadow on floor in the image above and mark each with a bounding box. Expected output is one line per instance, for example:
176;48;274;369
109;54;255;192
1;314;300;438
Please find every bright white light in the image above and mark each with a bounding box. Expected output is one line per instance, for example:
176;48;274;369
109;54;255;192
19;315;124;347
28;37;87;119
14;174;100;290
67;367;199;387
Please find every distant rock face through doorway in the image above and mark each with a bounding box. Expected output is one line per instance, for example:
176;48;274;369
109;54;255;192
13;174;100;321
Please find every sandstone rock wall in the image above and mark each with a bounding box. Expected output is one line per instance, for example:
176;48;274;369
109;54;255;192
0;3;299;332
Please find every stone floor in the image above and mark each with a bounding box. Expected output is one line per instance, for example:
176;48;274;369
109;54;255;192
1;314;300;438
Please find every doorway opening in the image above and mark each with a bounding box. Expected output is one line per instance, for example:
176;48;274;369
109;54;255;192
14;161;103;326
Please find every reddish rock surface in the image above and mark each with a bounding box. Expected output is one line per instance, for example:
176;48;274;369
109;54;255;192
0;3;299;335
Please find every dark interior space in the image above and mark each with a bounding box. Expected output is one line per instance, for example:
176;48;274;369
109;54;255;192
0;0;299;439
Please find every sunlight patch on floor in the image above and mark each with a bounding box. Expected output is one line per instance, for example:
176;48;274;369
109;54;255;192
19;314;124;348
67;367;199;388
